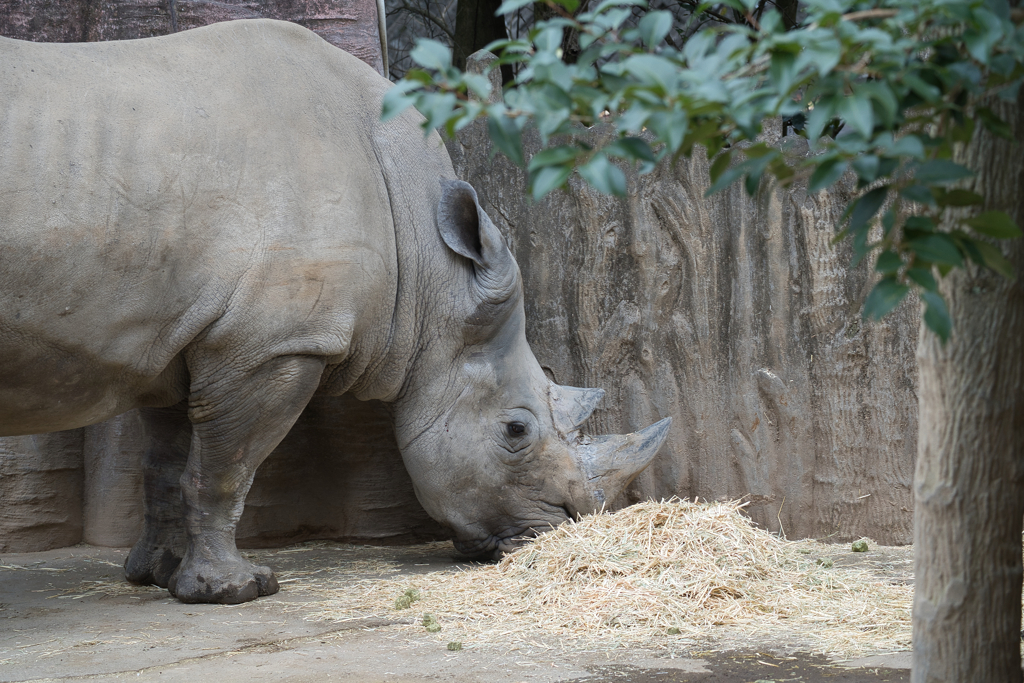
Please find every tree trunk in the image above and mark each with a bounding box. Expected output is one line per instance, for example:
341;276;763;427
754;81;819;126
912;94;1024;680
453;0;512;83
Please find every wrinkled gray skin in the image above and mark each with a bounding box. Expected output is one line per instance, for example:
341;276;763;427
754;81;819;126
0;20;670;604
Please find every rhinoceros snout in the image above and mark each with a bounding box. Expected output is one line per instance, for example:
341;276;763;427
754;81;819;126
453;513;568;560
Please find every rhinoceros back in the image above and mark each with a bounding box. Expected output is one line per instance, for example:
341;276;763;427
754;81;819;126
0;20;417;434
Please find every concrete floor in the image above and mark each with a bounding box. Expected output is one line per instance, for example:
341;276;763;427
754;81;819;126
0;543;911;682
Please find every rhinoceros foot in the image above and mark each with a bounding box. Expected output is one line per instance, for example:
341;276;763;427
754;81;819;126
167;552;279;604
124;542;183;588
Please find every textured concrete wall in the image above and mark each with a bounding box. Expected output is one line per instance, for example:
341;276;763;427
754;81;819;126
0;430;83;552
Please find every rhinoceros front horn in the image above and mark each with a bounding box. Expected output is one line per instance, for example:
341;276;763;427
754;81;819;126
549;383;671;508
576;418;672;507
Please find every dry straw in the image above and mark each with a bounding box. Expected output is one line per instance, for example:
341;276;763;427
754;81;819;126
298;499;913;658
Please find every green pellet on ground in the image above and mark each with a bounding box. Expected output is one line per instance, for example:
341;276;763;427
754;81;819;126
852;540;870;553
816;557;834;568
447;641;462;651
667;627;681;635
395;588;421;609
422;613;441;632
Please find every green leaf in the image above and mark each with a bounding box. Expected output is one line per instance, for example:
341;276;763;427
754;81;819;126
769;156;795;186
849;186;888;234
647;111;688;155
972;240;1016;278
950;117;976;145
418;92;459;134
622;54;678;93
863;277;909;321
921;291;951;343
903;215;936;236
584;0;645;19
705;162;748;196
534;25;566;53
738;155;773;197
913;160;974;185
462;73;494;101
380;81;421;122
495;0;533;15
603;137;657;164
964;211;1023;239
881;208;896;235
909;234;964;267
578;154;627;196
862;81;899;129
899;185;936;207
875;250;902;274
809;159;848;193
901;72;941;103
488;113;525;167
745;169;762;196
805;99;836;142
709;150;735;186
770;51;798;94
851;155;880;185
531;165;573;200
528;145;584;171
935;189;984;207
977;107;1013;140
840;90;874;139
742;143;774;160
410;39;452;71
887;134;925;160
549;0;581;12
638;10;673;48
906;267;937;292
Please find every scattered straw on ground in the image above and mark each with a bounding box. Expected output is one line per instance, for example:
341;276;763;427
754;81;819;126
293;500;912;658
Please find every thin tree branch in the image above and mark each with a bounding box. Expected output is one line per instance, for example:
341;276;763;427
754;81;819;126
387;3;455;41
842;9;898;21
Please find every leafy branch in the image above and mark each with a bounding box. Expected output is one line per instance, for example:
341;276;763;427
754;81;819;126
382;0;1024;340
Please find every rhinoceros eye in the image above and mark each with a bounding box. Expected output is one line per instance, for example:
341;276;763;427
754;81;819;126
506;422;527;437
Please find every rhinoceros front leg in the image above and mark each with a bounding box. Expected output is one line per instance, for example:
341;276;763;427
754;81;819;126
165;354;325;604
124;403;191;588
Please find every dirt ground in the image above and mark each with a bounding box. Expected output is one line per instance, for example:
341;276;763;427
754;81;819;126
0;542;911;683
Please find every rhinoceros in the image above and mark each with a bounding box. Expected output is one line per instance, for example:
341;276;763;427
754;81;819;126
0;19;670;604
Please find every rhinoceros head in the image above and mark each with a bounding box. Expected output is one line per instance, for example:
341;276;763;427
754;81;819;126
391;180;671;559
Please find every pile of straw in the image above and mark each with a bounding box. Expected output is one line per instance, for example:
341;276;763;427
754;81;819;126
300;499;912;657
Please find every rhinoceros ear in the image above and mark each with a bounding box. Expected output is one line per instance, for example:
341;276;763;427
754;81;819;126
437;180;518;306
437;180;507;268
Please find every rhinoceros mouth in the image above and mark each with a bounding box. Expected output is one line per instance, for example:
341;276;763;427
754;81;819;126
453;505;572;560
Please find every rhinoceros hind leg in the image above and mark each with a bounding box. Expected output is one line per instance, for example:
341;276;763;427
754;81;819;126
167;354;325;604
125;403;191;587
